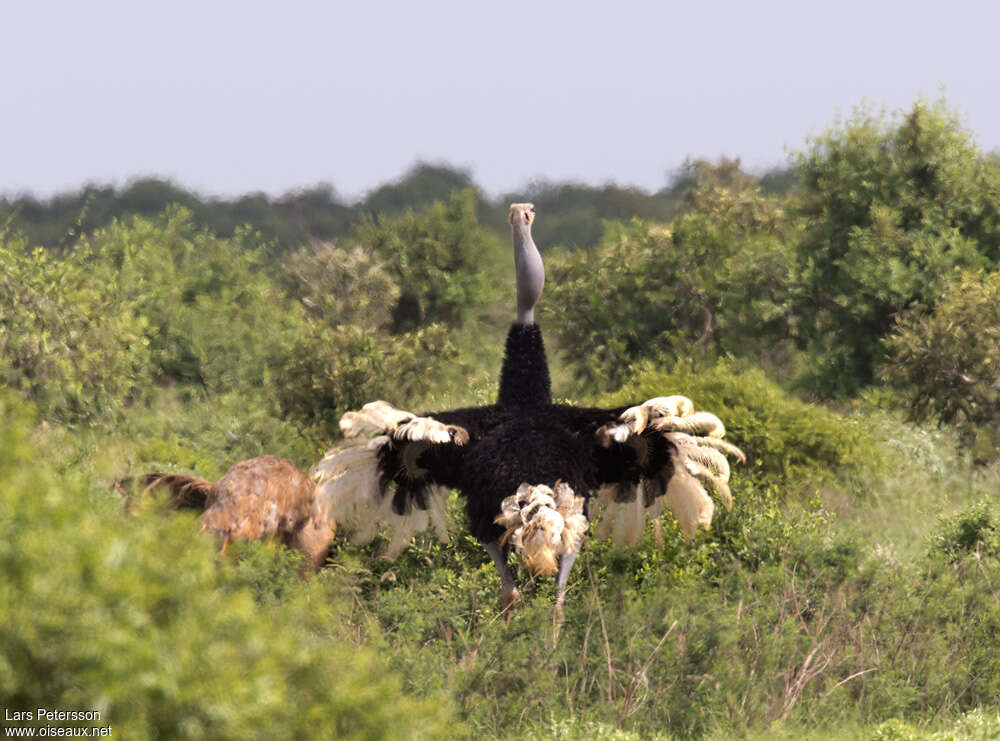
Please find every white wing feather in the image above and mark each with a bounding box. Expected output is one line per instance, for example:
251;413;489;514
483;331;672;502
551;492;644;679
313;401;467;559
593;395;744;544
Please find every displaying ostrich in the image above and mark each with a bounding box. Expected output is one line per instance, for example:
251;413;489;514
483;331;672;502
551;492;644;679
122;455;335;572
312;203;744;613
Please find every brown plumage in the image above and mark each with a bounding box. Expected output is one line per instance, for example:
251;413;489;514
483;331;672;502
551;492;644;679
121;455;335;572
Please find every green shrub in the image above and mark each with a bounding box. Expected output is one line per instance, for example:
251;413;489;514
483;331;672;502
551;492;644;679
0;393;451;739
546;163;797;391
355;188;506;332
282;241;401;330
0;234;152;422
882;267;1000;457
931;499;1000;562
869;710;1000;741
598;361;881;494
276;322;458;431
790;98;1000;396
87;208;304;394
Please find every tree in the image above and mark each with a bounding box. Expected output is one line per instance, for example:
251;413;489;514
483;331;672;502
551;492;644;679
87;208;304;394
506;180;679;251
882;268;1000;454
547;161;796;390
360;163;477;217
355;189;505;332
282;241;400;330
791;98;1000;396
278;238;459;430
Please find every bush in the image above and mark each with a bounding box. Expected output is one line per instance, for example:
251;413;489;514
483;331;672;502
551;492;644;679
598;361;880;494
547;164;796;391
1;209;313;424
791;99;1000;396
355;189;506;332
882;268;1000;457
276;322;457;431
931;499;1000;562
87;208;304;394
0;392;452;739
0;233;152;422
282;241;401;330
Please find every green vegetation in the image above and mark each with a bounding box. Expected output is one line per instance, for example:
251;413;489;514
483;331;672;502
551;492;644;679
791;99;1000;396
0;393;451;740
547;161;795;390
0;233;151;422
602;362;879;495
3;96;1000;738
354;188;507;331
883;267;1000;458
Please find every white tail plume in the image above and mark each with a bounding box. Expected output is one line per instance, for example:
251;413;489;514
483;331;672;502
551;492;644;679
394;416;469;445
665;432;738;509
425;485;452;545
619;395;695;434
311;440;382;536
678;434;747;463
382;508;429;561
651;411;726;438
495;482;587;575
599;395;727;444
592;483;647;545
310;444;448;560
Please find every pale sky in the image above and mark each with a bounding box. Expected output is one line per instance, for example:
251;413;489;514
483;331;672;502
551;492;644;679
3;0;998;200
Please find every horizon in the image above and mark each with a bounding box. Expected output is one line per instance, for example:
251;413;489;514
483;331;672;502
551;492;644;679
0;156;795;205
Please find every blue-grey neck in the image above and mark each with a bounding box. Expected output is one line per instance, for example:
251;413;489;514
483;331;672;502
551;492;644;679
513;220;544;325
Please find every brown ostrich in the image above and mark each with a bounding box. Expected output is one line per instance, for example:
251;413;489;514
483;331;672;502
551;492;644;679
120;455;335;572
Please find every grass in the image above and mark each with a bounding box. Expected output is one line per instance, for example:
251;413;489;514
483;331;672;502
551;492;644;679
824;406;1000;559
13;358;1000;740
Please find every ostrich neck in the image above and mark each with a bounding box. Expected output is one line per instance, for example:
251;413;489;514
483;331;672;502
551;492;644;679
496;322;552;408
513;221;544;325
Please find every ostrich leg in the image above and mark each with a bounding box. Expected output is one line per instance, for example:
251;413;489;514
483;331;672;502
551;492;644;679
553;550;580;629
485;541;519;615
555;500;588;617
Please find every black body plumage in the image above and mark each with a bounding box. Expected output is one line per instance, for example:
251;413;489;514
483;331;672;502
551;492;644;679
374;322;668;543
496;323;551;408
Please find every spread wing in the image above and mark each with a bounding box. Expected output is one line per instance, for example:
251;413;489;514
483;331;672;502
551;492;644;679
311;401;486;560
558;395;745;545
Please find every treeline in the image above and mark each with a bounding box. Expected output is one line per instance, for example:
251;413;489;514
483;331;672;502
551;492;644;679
4;97;1000;469
0;161;797;254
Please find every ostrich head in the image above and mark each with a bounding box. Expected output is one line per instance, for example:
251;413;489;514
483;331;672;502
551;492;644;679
509;202;536;227
509;203;543;325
